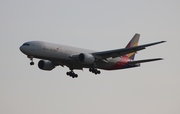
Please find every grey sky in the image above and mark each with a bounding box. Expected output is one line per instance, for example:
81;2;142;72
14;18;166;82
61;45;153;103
0;0;179;114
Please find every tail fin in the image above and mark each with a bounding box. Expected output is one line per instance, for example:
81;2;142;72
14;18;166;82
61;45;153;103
125;33;140;60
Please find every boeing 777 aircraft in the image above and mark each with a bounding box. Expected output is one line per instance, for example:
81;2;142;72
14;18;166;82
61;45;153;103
20;34;165;78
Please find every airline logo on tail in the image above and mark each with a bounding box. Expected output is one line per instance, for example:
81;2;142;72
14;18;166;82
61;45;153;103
125;34;140;60
107;34;140;70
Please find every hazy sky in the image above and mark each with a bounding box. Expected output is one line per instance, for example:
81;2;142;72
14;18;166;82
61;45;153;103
0;0;179;114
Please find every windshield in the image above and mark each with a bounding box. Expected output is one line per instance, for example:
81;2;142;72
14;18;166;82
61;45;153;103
23;43;30;46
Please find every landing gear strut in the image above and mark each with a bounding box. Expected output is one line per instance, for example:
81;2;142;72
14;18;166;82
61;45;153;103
89;68;101;75
66;71;78;78
28;56;34;65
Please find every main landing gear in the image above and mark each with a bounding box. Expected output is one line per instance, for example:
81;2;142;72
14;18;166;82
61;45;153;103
66;68;100;78
66;71;78;78
28;56;34;65
89;68;101;75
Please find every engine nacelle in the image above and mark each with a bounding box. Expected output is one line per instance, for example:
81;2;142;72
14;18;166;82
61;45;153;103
78;53;95;64
38;60;55;71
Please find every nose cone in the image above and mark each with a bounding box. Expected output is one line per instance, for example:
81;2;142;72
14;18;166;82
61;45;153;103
19;45;23;52
19;42;31;55
19;45;26;54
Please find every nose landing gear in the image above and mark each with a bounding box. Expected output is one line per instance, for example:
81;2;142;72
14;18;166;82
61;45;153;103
28;56;34;65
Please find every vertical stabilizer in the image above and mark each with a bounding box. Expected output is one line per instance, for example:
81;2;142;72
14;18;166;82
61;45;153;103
125;33;140;60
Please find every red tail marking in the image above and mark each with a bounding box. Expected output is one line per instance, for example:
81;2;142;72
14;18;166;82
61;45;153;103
106;56;129;70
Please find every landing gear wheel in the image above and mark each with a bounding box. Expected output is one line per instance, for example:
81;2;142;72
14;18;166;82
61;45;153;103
97;71;101;74
66;72;70;75
30;62;34;65
89;68;101;75
66;71;78;78
74;74;78;78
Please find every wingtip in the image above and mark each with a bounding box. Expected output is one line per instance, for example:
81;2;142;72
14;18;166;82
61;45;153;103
154;58;164;61
159;58;164;60
161;41;167;43
152;58;164;61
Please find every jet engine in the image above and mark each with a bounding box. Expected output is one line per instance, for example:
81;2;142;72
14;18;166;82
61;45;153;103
78;53;95;64
38;60;55;71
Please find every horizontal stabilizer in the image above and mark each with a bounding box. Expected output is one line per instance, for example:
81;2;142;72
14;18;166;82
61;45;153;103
130;58;163;64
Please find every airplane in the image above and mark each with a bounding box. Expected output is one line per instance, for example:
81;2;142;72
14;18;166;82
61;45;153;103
19;33;166;78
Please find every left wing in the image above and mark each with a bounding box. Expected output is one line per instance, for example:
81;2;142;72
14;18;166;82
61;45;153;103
92;41;166;59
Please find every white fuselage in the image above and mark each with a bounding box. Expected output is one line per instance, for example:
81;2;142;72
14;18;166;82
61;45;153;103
20;41;123;70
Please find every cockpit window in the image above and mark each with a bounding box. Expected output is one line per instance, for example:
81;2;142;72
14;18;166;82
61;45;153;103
23;43;30;46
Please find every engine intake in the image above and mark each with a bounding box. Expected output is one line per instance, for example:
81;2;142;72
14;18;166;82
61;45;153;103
78;53;95;64
38;60;55;71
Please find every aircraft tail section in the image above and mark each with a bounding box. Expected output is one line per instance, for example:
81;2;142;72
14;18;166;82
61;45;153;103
125;33;140;60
